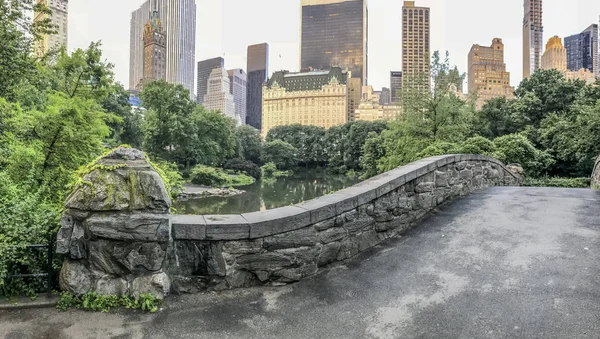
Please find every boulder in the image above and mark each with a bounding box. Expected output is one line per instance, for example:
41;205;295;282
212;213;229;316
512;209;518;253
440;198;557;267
56;147;172;297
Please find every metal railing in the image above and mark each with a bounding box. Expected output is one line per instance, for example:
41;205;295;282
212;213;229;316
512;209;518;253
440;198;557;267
6;240;54;298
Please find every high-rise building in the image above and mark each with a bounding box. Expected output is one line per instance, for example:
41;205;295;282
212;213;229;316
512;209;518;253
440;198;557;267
542;36;596;85
355;86;401;121
468;38;515;109
197;57;224;105
564;24;599;77
228;69;247;125
379;87;391;105
390;71;403;103
347;77;362;121
129;0;196;96
542;36;567;72
135;10;167;91
402;1;430;90
523;0;543;79
34;0;68;57
262;67;350;136
246;43;269;130
300;0;368;86
204;68;237;123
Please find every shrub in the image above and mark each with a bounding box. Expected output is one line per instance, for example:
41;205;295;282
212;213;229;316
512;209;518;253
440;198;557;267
261;140;298;170
0;172;59;297
493;133;554;177
261;162;277;178
525;177;590;188
224;159;261;179
148;157;184;199
190;165;230;187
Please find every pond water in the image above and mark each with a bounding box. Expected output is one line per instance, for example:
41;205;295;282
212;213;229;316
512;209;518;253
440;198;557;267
174;170;360;215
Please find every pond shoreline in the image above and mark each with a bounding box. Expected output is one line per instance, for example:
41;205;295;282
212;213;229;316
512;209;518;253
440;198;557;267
177;185;245;201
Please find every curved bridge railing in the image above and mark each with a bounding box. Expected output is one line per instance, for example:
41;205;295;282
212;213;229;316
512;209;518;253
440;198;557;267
169;154;521;293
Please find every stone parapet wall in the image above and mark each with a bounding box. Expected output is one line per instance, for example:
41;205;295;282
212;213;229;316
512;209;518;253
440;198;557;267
168;154;521;293
592;156;600;189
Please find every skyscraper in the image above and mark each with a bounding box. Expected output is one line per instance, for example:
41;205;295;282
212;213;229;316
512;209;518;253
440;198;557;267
228;69;247;126
564;24;599;77
542;36;596;85
204;68;237;123
523;0;543;79
197;57;224;105
34;0;68;57
129;0;196;96
246;43;269;130
390;71;403;103
468;38;515;109
379;87;391;105
402;1;430;90
300;0;368;86
135;10;166;91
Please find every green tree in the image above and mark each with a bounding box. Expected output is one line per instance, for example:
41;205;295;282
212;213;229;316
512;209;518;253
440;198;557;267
193;107;238;167
235;125;262;164
266;124;326;166
493;133;553;177
473;97;520;139
261;140;299;170
141;80;197;166
0;0;54;100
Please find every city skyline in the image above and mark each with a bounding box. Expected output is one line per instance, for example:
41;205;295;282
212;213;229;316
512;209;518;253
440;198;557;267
70;0;600;93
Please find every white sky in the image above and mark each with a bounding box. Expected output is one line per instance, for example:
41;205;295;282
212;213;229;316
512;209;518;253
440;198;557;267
69;0;600;92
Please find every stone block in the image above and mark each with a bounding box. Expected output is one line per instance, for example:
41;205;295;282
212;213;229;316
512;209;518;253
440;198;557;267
171;215;206;240
318;242;341;267
204;215;250;240
172;241;226;277
131;272;170;299
223;239;264;255
69;222;87;260
56;214;74;255
297;197;337;224
460;169;474;181
236;252;294;272
415;193;435;210
226;270;259;289
336;237;360;261
415;182;435;193
318;227;348;244
356;230;380;252
334;193;359;215
314;217;335;231
85;212;170;242
96;276;128;296
435;171;449;187
263;227;317;250
245;206;311;238
89;239;167;275
59;259;92;296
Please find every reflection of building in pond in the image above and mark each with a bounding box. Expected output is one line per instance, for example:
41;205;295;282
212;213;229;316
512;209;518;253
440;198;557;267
261;67;354;136
354;85;402;121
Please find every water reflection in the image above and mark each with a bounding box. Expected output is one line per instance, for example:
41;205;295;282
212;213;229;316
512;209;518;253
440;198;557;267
174;170;359;215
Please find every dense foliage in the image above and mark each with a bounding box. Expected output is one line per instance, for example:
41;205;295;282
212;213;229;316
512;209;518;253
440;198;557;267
362;52;600;181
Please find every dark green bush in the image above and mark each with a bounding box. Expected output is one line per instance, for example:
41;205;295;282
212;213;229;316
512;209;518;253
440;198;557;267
525;177;590;188
224;159;261;179
190;165;230;187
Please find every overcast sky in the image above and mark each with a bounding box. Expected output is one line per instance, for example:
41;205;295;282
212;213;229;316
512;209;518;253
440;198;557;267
69;0;600;93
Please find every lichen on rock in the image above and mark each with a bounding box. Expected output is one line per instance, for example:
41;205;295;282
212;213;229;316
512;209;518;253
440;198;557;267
57;147;172;298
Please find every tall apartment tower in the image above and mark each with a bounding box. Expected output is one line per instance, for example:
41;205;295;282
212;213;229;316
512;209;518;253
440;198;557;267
402;1;430;90
203;68;237;123
390;71;403;103
34;0;68;57
197;57;224;105
129;0;196;96
523;0;543;79
228;69;247;126
564;24;599;77
246;43;269;130
468;38;515;109
135;10;167;91
300;0;368;86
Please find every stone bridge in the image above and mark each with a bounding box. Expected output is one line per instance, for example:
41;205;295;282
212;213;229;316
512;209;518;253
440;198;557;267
4;149;600;338
56;149;521;296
